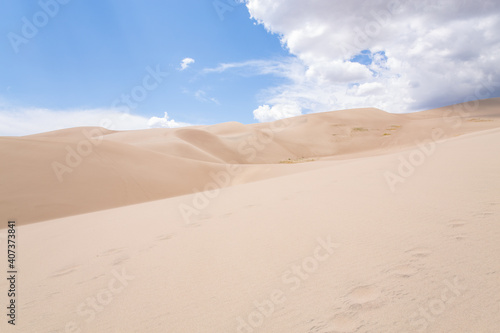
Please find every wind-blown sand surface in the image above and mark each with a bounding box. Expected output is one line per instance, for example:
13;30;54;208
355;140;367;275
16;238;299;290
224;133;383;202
0;98;499;332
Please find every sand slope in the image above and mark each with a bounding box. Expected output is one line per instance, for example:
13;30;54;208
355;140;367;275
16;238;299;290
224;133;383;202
1;98;499;225
0;122;499;332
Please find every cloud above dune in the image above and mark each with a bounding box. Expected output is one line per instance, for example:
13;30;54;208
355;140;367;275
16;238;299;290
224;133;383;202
244;0;500;121
253;104;301;122
147;112;192;128
0;108;192;136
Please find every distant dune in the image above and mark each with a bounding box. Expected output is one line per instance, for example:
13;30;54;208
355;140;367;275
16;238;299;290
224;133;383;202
1;98;499;225
0;98;499;332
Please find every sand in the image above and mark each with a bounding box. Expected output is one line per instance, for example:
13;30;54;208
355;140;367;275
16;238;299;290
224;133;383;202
0;98;499;332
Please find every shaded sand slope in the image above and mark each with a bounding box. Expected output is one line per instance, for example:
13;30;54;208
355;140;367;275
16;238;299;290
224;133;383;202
1;127;499;332
0;130;231;224
1;98;499;225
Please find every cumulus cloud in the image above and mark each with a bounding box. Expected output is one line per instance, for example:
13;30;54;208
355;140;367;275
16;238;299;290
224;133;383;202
203;58;312;121
253;104;302;122
244;0;500;121
180;57;195;71
0;107;192;136
147;112;192;128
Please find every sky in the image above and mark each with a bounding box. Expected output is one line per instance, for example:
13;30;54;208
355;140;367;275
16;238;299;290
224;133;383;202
1;0;500;136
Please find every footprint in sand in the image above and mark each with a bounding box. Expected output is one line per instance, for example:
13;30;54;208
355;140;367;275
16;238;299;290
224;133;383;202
112;254;130;266
473;211;495;218
453;234;467;240
447;219;466;228
385;264;418;278
46;291;61;300
406;247;432;258
445;219;469;240
307;286;377;332
322;315;360;333
346;285;382;305
50;266;78;278
156;234;172;241
98;248;125;257
186;213;213;227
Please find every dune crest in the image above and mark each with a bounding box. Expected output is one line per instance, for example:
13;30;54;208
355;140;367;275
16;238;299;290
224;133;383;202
1;98;499;225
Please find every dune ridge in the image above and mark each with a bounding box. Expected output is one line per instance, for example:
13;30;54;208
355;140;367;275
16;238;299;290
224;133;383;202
1;98;499;225
0;104;499;332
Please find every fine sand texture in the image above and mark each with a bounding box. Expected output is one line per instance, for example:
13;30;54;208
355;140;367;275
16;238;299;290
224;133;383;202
0;98;499;332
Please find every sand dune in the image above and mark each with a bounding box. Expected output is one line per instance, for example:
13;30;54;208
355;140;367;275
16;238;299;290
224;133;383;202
1;98;499;225
0;98;499;331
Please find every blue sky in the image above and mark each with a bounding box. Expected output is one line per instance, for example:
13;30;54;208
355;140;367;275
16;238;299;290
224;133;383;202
1;0;499;135
0;0;289;134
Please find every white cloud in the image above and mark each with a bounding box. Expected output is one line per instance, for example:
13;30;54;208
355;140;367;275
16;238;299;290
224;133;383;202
0;107;192;136
203;58;305;81
253;104;302;122
194;90;220;105
147;112;192;128
204;58;313;122
348;82;386;97
305;60;372;84
243;0;500;121
179;57;195;71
